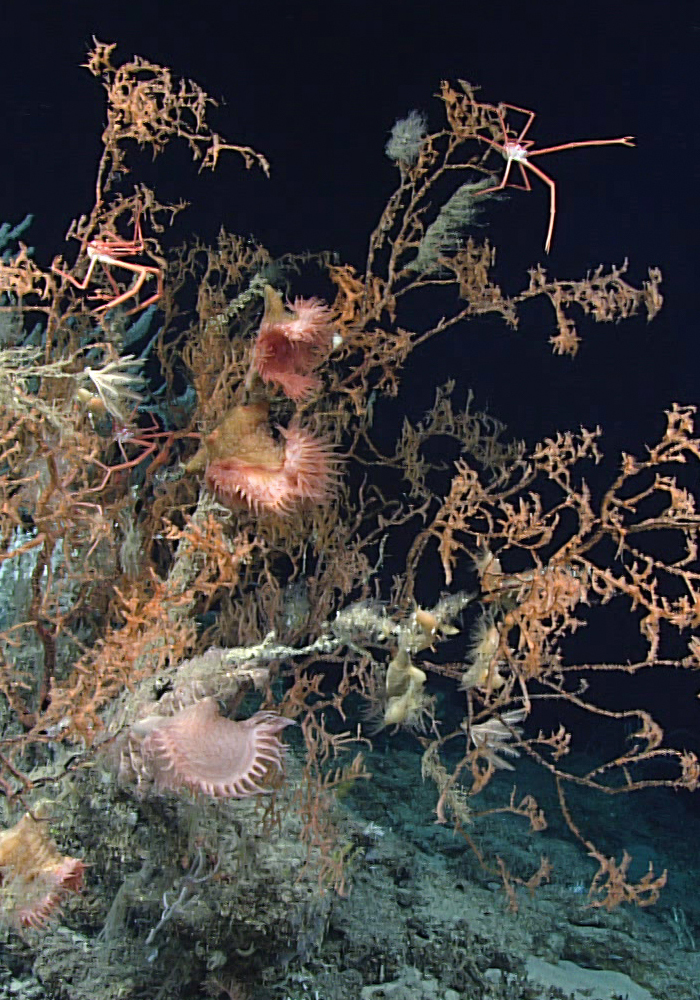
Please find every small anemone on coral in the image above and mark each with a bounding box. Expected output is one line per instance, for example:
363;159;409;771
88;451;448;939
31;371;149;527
185;402;339;515
251;284;334;401
0;805;85;931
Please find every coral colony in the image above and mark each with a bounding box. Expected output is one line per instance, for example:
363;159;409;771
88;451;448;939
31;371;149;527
0;38;696;997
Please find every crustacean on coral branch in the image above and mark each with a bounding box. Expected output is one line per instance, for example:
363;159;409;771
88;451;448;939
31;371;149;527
51;203;164;316
476;102;634;252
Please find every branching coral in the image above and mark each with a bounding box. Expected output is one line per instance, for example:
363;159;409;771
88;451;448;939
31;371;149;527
0;41;697;950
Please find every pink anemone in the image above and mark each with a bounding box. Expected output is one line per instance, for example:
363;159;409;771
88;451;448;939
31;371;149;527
252;285;333;401
138;698;293;798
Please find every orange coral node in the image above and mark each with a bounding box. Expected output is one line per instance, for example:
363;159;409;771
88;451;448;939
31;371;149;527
252;284;333;400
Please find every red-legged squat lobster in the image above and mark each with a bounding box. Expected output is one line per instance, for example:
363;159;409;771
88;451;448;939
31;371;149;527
477;102;634;252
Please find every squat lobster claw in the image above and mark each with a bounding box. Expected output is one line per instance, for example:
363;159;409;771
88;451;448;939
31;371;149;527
478;102;635;253
51;206;164;316
85;412;183;494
